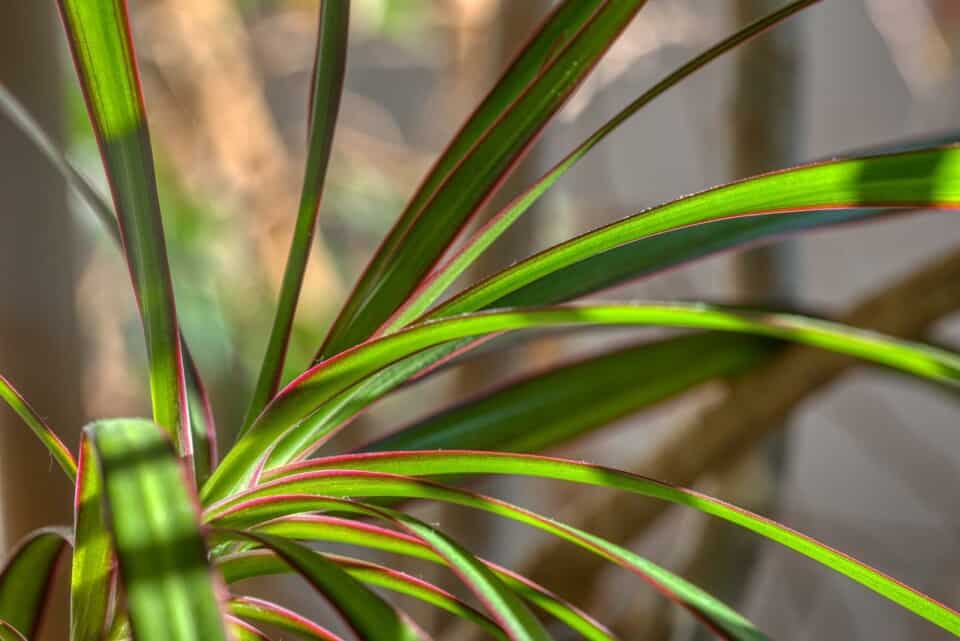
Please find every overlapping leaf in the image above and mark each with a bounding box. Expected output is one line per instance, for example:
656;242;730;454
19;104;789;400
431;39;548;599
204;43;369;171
57;0;187;447
71;436;114;641
320;0;647;357
205;302;959;502
89;419;229;641
0;528;68;638
243;0;350;431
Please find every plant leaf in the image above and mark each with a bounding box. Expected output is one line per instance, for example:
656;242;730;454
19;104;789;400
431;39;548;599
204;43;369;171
242;0;350;433
232;514;617;641
217;531;425;641
227;616;274;641
222;549;506;640
207;489;767;640
57;0;187;448
71;436;115;641
229;597;346;641
204;302;959;503
0;528;69;638
430;145;960;318
267;451;960;636
88;418;229;641
0;82;217;485
319;0;646;357
362;332;773;453
384;0;821;330
0;375;76;480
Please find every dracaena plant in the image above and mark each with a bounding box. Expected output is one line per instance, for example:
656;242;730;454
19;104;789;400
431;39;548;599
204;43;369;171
1;1;959;640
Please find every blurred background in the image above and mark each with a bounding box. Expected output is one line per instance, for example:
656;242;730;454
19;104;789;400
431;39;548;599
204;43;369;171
1;1;959;639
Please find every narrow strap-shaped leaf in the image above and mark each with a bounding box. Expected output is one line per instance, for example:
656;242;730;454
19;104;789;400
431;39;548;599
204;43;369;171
430;145;960;318
235;514;616;641
218;531;424;641
383;0;821;330
88;419;230;641
71;436;115;641
0;375;76;480
242;0;350;433
57;0;187;448
0;82;217;483
0;528;69;639
362;332;773;453
0;84;120;243
222;550;506;640
227;616;275;641
0;622;27;641
203;302;959;502
319;0;646;357
229;597;345;641
269;451;960;635
208;489;767;641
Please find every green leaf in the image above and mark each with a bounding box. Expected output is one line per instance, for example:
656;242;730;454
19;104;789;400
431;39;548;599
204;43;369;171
0;374;76;480
231;514;616;641
204;303;959;503
229;597;345;641
222;549;506;640
217;531;425;641
57;0;187;447
0;81;217;485
71;436;114;641
319;0;646;357
267;451;960;636
88;419;229;641
227;617;274;641
242;0;350;433
430;146;960;319
0;528;69;638
362;332;773;453
385;0;821;329
208;488;767;640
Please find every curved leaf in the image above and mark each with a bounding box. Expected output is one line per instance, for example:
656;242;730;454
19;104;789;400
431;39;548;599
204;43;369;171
271;451;960;636
319;0;646;357
88;419;229;641
362;332;773;453
222;550;505;640
384;0;821;330
230;515;614;641
0;528;68;638
229;597;345;641
430;146;960;319
218;531;425;641
207;489;767;641
71;436;114;641
0;375;76;480
227;616;274;641
57;0;187;447
243;0;350;432
204;303;959;502
0;79;217;486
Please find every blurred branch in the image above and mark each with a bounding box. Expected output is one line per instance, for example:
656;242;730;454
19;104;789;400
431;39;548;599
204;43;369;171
521;243;960;625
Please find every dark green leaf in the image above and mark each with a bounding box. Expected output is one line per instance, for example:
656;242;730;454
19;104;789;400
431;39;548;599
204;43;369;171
0;528;68;638
319;0;646;357
363;332;773;453
217;531;424;641
242;0;350;432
